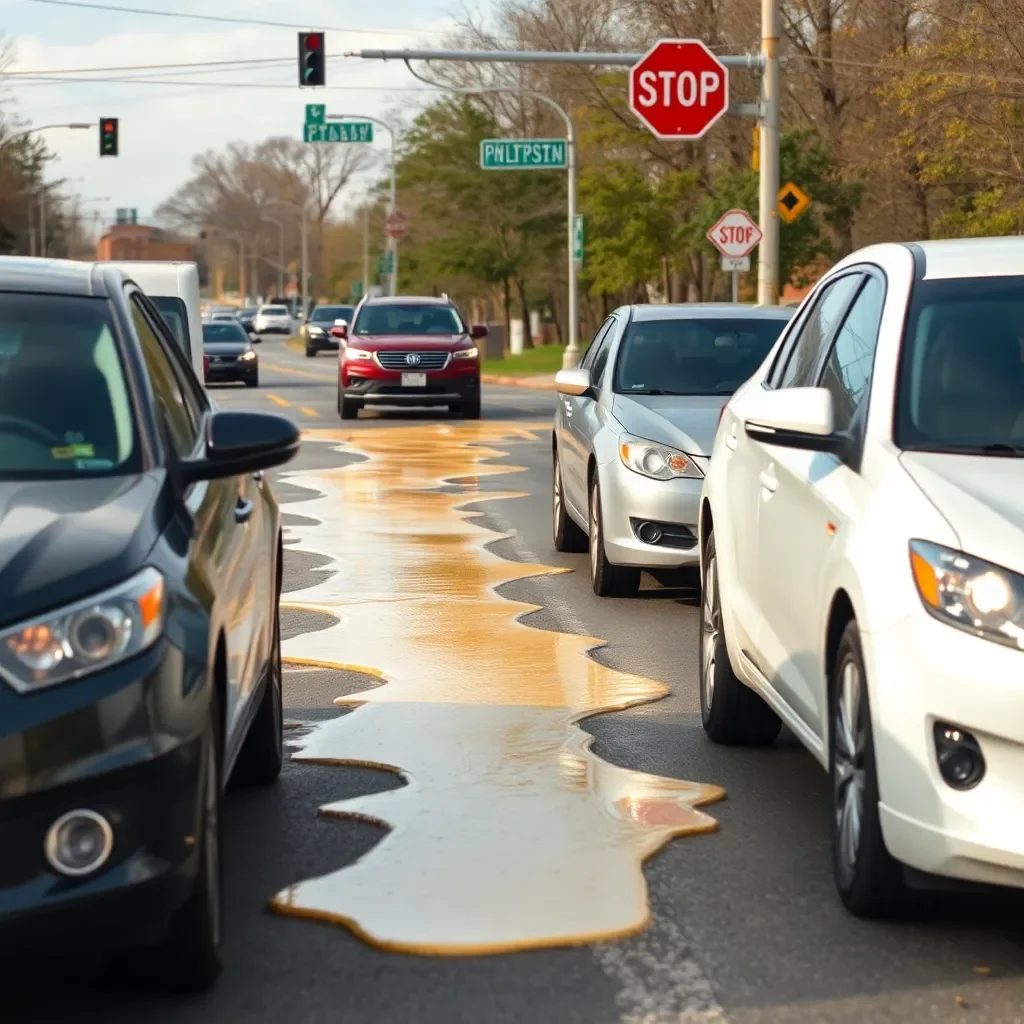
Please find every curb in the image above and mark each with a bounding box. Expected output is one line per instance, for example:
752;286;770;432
481;373;556;390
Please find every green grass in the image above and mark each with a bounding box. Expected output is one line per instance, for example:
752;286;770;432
284;336;304;352
481;345;565;376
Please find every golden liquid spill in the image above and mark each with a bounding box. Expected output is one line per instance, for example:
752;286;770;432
271;421;725;955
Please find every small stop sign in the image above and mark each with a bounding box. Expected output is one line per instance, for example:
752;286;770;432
629;39;730;141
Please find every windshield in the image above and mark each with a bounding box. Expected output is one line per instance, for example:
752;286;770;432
203;322;249;345
150;295;191;358
310;305;354;323
896;276;1024;453
262;306;289;316
0;294;138;478
353;303;466;336
614;316;791;395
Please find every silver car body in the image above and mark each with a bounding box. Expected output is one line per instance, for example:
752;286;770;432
554;303;795;569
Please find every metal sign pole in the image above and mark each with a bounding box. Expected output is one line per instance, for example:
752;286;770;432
732;269;739;303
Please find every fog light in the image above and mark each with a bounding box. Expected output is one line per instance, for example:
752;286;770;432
44;809;114;876
934;723;985;790
638;522;663;544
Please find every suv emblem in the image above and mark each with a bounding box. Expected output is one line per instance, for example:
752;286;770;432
405;352;421;366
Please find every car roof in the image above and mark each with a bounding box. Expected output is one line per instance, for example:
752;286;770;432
0;256;111;296
360;295;453;306
626;302;795;322
909;237;1024;280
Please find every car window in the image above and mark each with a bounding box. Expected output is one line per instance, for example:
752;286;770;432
131;294;199;459
352;303;465;335
0;293;139;477
818;276;884;435
203;322;249;344
311;306;353;323
776;275;862;390
590;322;618;386
895;275;1024;451
614;316;791;395
262;306;289;316
580;319;613;369
149;295;191;359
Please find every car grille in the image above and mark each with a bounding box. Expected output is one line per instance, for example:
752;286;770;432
375;350;451;371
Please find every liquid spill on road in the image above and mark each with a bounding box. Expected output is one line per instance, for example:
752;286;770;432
271;421;724;955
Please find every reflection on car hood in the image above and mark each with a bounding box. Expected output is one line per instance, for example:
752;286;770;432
611;394;727;457
0;473;162;629
350;334;466;350
204;341;250;356
900;452;1024;573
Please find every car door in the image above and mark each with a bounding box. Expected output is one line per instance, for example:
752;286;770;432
749;271;870;728
559;318;614;516
128;289;260;745
567;316;619;499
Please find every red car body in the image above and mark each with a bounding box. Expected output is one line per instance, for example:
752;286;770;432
335;296;486;420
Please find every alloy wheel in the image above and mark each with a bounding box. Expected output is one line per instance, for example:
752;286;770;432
834;658;867;882
589;490;600;580
553;461;562;535
701;556;719;708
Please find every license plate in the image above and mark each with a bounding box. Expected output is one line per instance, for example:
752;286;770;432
402;372;426;387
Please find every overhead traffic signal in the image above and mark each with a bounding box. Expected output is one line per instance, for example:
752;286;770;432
298;31;325;87
99;117;118;156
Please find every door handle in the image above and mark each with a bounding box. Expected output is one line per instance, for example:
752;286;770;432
725;433;738;451
235;498;254;523
759;470;778;493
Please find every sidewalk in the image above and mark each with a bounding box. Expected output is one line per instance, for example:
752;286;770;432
481;373;557;390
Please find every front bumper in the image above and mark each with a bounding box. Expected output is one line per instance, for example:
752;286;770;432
867;610;1024;889
305;332;338;351
342;366;480;407
0;640;208;952
206;356;258;382
596;457;703;568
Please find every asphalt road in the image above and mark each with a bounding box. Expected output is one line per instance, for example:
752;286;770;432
8;336;1024;1023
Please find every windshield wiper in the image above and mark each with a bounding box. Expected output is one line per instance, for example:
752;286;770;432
904;442;1024;456
624;389;683;396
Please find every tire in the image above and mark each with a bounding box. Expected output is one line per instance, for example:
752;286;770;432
588;474;641;597
829;619;907;917
305;346;315;358
232;599;283;787
152;717;223;992
461;392;481;419
553;449;587;553
338;393;360;420
246;374;259;388
699;530;782;745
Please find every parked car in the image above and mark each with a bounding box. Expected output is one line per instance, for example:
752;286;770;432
203;319;260;386
553;304;795;596
0;257;298;989
253;304;292;334
698;237;1024;916
301;303;354;356
337;295;486;419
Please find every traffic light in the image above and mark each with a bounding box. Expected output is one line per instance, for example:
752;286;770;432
99;117;118;156
298;31;325;87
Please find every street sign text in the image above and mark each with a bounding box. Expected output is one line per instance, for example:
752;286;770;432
304;121;374;144
707;209;762;259
480;139;567;170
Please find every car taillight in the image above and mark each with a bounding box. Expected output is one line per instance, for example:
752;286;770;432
203;354;210;376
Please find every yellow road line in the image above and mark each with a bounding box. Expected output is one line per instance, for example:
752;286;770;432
266;393;291;407
300;406;319;417
261;360;335;381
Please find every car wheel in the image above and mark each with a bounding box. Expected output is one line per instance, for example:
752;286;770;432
461;392;482;419
152;716;222;992
305;346;315;358
830;619;907;917
588;474;640;597
699;530;782;745
246;374;259;388
232;599;284;787
338;393;360;420
553;449;587;553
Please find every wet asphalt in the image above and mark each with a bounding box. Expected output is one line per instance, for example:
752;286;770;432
6;336;1024;1023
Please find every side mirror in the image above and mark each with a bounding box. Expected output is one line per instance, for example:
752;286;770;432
179;410;299;484
331;319;348;338
470;324;488;339
248;331;260;343
555;367;594;398
742;386;844;454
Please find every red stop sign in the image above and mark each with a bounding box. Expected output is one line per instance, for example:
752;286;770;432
629;39;729;141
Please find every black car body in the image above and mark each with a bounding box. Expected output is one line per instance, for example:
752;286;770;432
0;257;298;990
303;304;354;356
203;320;259;386
237;307;257;332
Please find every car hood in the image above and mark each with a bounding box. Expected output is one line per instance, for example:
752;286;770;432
351;334;468;350
900;452;1024;573
610;394;727;457
204;341;250;356
0;473;163;629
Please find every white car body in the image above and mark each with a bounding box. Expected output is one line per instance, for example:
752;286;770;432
253;305;293;334
700;237;1024;903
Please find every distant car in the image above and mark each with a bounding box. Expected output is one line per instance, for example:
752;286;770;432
337;296;486;419
209;311;239;322
253;304;292;335
237;307;257;332
0;256;298;990
203;319;259;387
302;304;354;356
699;238;1024;919
552;303;795;596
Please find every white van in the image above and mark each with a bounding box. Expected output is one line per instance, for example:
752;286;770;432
103;261;204;381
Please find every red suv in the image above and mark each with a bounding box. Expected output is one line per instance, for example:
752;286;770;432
335;296;486;419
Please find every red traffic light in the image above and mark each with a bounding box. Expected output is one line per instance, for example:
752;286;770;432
306;33;321;50
103;121;113;132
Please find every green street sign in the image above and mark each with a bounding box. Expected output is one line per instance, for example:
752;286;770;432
305;104;325;126
352;280;363;298
376;251;393;275
480;139;567;170
572;214;585;263
304;121;374;144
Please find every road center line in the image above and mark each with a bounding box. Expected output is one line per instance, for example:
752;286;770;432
266;393;291;407
261;360;336;381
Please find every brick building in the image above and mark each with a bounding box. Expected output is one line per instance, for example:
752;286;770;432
95;223;195;263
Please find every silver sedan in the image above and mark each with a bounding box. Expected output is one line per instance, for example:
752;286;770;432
553;303;795;596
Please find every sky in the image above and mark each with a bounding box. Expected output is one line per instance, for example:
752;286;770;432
1;0;476;227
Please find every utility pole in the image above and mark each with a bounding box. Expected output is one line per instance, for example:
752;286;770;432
362;204;369;299
39;185;46;257
757;0;781;304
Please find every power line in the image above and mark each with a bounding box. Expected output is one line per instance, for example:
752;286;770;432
6;55;305;76
24;0;451;37
9;73;441;90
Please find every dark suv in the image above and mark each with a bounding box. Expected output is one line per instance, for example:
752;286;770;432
302;303;354;357
336;296;486;419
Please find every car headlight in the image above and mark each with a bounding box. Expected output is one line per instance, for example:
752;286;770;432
344;347;373;362
618;433;703;480
909;540;1024;649
453;346;478;360
308;326;324;336
0;567;166;693
240;349;256;361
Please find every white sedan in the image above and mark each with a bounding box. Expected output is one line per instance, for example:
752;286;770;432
698;237;1024;916
253;304;293;334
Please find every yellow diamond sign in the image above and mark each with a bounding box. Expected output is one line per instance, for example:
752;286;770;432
778;181;811;223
